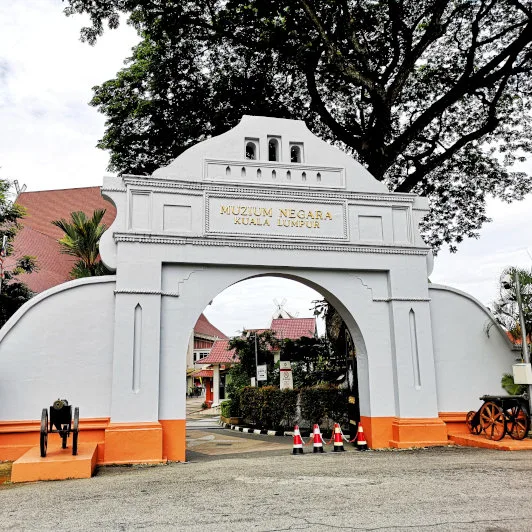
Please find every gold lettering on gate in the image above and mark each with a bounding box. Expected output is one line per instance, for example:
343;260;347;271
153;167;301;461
219;204;335;230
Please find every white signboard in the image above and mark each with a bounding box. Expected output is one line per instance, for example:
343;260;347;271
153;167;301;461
279;361;294;390
206;195;347;240
257;365;268;382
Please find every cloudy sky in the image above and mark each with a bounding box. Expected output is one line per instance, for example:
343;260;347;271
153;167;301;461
2;0;532;337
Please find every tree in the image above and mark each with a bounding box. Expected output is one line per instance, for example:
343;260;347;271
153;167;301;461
228;330;279;383
489;266;532;344
488;266;532;395
0;180;37;327
52;209;111;278
63;0;532;251
281;336;346;388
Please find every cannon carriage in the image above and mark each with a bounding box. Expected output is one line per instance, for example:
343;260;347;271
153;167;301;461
466;395;530;441
40;399;79;457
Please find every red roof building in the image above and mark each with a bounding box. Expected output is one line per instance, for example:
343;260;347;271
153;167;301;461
195;339;237;365
8;186;116;293
270;317;317;340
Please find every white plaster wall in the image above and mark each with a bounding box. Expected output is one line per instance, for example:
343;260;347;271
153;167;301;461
429;284;518;412
0;277;116;420
157;263;438;421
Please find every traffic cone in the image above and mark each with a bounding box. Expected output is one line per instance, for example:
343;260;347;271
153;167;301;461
292;425;304;455
332;423;345;452
312;424;325;453
356;423;368;451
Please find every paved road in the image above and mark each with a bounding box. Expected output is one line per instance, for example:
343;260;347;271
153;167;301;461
2;445;532;531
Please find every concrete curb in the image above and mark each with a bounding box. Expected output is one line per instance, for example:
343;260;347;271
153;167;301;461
219;421;317;438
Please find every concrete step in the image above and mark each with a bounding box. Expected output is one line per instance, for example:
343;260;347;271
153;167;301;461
11;442;97;483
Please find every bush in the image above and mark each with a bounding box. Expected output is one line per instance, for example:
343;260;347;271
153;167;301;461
240;387;262;425
300;385;348;426
260;387;299;429
239;386;299;429
220;400;231;418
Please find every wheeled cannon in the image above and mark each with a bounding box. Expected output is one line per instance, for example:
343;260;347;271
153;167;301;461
40;399;79;457
466;394;530;441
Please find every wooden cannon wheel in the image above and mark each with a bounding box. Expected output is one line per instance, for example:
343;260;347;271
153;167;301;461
507;404;530;440
72;407;79;456
40;408;48;458
479;401;506;441
466;411;482;435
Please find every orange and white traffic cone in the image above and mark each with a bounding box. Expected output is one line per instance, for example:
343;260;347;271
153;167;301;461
292;425;304;455
332;423;345;452
312;424;325;453
356;423;368;451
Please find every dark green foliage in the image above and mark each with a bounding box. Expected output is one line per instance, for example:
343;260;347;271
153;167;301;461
501;373;527;395
300;385;349;426
63;0;532;251
259;387;299;429
228;330;279;383
488;266;532;348
237;385;345;429
239;386;299;429
240;386;262;426
225;363;252;399
220;400;231;418
281;336;348;388
0;180;37;327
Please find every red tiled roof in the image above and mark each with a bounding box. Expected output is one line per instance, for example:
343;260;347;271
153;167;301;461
16;187;116;240
193;369;214;378
197;339;238;365
7;187;116;293
270;317;316;340
194;313;228;339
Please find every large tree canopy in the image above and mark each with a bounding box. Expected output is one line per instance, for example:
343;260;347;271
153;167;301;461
64;0;532;250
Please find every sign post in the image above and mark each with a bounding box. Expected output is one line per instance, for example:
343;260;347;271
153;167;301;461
257;365;267;382
279;361;293;390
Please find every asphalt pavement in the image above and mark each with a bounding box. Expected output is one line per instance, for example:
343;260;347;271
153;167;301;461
2;444;532;531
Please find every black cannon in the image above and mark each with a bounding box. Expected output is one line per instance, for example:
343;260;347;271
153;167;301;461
40;399;79;457
466;394;530;441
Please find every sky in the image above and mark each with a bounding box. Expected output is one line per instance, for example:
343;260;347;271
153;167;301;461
2;0;532;337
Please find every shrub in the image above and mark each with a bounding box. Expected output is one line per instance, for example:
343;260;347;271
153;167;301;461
300;385;348;426
229;388;242;417
220;400;231;418
239;386;299;429
260;387;299;429
240;387;262;425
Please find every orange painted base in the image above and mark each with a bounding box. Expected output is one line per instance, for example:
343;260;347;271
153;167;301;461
390;417;449;448
103;422;164;465
360;416;449;449
448;431;532;451
160;419;186;462
11;442;97;483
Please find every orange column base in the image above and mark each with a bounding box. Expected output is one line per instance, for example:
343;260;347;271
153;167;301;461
390;417;449;448
160;419;186;462
11;442;97;483
103;422;164;465
360;416;449;449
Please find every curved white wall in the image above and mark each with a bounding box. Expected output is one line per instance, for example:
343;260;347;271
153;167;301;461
429;284;518;412
0;277;116;420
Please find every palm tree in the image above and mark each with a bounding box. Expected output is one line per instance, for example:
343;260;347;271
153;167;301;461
490;266;532;345
489;266;532;394
52;209;111;278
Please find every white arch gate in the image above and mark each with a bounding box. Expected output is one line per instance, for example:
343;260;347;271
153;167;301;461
0;116;516;464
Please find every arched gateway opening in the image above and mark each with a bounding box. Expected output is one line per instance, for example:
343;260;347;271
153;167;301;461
11;115;518;468
185;274;366;448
